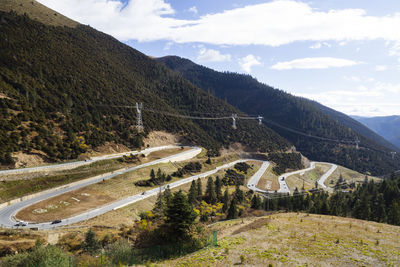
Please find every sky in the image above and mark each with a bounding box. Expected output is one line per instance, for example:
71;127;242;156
37;0;400;117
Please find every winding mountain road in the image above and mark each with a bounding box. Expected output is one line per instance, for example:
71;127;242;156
0;146;201;229
0;147;338;229
0;145;181;176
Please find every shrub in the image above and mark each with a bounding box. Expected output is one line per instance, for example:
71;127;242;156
106;239;132;265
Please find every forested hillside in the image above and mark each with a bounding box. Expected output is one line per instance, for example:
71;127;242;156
0;10;290;167
157;56;400;175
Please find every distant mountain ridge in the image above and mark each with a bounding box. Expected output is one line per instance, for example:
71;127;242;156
353;115;400;150
157;56;400;175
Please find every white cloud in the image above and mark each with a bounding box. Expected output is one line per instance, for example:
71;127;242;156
239;55;262;73
309;42;331;49
271;57;360;70
375;65;388;71
197;47;231;62
37;0;400;46
309;42;322;49
188;6;198;14
295;80;400;116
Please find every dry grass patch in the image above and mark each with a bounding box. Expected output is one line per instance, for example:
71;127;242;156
161;213;400;266
286;163;338;193
256;163;279;191
16;188;115;223
325;165;381;187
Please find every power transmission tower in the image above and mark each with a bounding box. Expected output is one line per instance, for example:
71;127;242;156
391;151;397;160
231;114;238;129
135;102;143;132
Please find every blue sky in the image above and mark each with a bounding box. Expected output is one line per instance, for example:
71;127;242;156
38;0;400;117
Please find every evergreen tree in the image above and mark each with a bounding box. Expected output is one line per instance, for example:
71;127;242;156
150;169;155;181
205;177;217;204
388;201;400;225
156;168;162;180
196;179;203;202
251;195;262;209
82;229;101;254
188;180;197;205
215;176;222;201
152;191;166;218
222;188;229;212
227;199;238;219
163;185;172;204
165;190;197;241
233;185;244;204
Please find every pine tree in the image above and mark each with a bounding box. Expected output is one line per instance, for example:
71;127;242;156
156;168;162;180
152;191;166;217
387;200;400;225
215;176;222;201
227;198;238;219
150;169;155;181
251;195;262;209
205;177;217;204
188;180;197;205
163;185;172;204
233;185;244;204
165;190;198;241
196;179;202;202
82;229;101;254
222;188;229;212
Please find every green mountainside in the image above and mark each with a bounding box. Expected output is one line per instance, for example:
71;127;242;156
157;56;400;175
0;10;290;167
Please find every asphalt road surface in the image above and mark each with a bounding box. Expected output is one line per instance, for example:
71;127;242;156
0;145;181;176
0;146;201;229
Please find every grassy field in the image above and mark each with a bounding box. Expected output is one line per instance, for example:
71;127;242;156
161;213;400;266
0;148;185;203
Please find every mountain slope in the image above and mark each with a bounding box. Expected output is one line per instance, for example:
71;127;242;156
353;115;400;149
314;104;399;152
157;56;400;175
0;9;291;167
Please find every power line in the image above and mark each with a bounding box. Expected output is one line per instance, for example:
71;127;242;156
96;103;398;158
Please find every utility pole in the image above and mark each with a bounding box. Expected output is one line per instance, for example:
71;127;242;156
257;115;263;125
231;114;238;129
135;102;143;132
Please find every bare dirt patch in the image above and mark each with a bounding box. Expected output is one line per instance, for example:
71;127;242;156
11;151;45;169
16;188;115;223
143;131;181;147
232;217;270;235
82;142;131;158
219;142;249;156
